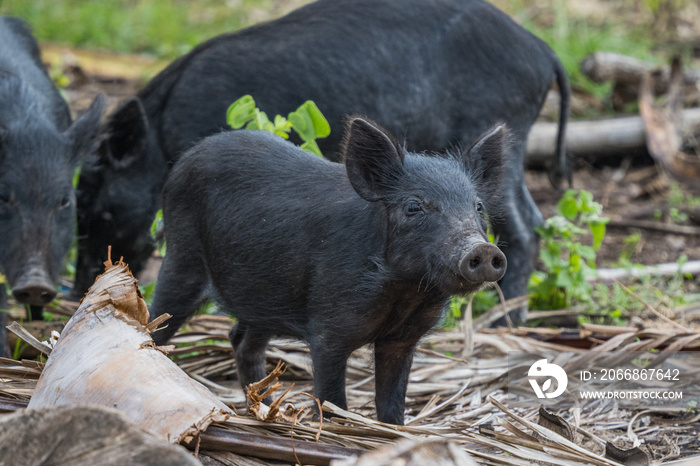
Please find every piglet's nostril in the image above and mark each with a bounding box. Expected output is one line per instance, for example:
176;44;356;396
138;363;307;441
492;255;504;271
469;257;481;270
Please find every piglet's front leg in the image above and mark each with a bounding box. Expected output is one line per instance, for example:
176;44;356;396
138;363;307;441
374;339;417;425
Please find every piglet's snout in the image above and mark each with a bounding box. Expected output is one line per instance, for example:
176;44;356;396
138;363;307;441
459;243;506;284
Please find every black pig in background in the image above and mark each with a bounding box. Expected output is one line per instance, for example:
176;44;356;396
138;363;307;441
150;118;510;425
0;16;104;357
74;0;569;325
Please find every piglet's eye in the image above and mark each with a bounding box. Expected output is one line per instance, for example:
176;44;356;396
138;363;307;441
0;191;10;204
405;200;423;216
476;202;485;215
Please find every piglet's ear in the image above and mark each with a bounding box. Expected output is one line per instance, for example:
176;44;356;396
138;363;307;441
66;93;105;167
462;124;509;189
343;117;404;202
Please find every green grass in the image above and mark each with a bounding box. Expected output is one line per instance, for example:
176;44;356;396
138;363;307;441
517;8;659;102
0;0;309;59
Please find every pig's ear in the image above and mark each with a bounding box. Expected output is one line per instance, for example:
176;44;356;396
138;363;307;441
103;97;149;168
462;124;510;190
343;117;404;202
66;93;105;167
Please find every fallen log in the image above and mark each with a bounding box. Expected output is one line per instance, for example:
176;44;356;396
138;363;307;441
525;107;700;165
27;256;234;444
192;427;365;466
580;51;700;90
579;51;700;111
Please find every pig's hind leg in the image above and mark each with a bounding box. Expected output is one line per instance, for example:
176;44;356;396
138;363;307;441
229;321;270;390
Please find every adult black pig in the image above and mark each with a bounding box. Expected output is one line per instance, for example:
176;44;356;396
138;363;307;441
0;16;104;357
150;118;509;425
74;0;569;325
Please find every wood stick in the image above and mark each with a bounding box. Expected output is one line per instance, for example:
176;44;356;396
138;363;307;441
593;260;700;284
0;398;28;413
6;322;52;356
193;427;365;466
606;219;700;236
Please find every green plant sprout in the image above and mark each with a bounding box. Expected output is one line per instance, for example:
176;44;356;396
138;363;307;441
529;190;609;310
150;208;166;257
226;95;330;157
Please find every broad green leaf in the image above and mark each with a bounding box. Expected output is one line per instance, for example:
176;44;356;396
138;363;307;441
226;95;256;129
569;252;581;270
557;190;580;220
578;190;594;212
588;219;608;251
300;140;323;157
577;245;596;261
289;100;330;142
299;100;330;138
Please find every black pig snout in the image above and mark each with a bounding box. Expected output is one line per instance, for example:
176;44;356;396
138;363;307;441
12;270;56;306
459;243;506;284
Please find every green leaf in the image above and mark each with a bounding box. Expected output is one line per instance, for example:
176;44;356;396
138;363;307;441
289;100;331;143
301;101;330;137
254;109;271;130
150;209;166;256
300;140;323;157
578;190;594;212
273;114;292;138
150;209;163;240
226;95;256;129
263;120;275;133
577;245;596;261
588;218;608;251
557;190;580;220
72;166;81;189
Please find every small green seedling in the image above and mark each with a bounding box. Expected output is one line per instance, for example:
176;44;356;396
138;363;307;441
529;190;609;310
150;208;166;257
226;95;330;157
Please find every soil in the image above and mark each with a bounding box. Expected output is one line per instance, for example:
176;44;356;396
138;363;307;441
528;167;700;268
